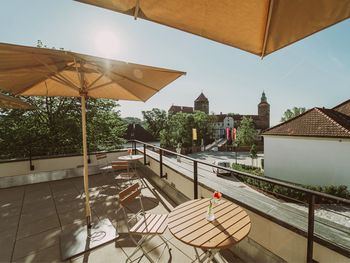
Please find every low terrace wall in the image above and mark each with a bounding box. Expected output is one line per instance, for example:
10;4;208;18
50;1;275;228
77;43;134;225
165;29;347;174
0;150;127;188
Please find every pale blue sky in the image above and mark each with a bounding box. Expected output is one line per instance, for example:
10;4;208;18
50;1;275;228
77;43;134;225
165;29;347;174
1;0;349;125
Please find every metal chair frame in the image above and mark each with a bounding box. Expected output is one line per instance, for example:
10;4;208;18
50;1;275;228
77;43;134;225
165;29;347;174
119;183;170;263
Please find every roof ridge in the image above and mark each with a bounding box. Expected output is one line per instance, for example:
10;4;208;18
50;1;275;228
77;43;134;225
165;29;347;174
316;108;350;135
263;107;315;133
332;98;350;110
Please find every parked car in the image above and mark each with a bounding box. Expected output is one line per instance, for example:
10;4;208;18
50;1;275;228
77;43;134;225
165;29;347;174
212;160;231;176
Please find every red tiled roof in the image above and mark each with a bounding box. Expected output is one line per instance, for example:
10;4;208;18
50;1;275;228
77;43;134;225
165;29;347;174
333;99;350;116
168;105;193;113
263;107;350;138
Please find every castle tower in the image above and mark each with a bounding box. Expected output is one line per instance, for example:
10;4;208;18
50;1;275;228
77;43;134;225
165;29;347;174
194;92;209;114
258;91;270;129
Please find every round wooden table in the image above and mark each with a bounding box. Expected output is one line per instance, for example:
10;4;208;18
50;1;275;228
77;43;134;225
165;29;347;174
168;198;251;262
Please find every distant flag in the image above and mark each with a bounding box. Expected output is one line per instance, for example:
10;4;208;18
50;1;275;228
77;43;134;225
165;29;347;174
192;128;197;140
232;128;237;141
226;127;230;140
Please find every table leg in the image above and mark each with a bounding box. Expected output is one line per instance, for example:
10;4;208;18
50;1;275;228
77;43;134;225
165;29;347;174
205;249;219;262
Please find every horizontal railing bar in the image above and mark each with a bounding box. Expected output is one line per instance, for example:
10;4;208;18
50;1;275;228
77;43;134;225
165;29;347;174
133;140;350;205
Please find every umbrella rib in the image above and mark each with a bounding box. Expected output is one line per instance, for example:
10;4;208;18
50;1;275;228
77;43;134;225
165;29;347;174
13;67;79;96
108;70;159;92
261;0;274;58
93;64;159;92
87;80;145;101
134;0;140;20
33;56;80;90
49;75;81;92
87;80;114;91
86;73;105;90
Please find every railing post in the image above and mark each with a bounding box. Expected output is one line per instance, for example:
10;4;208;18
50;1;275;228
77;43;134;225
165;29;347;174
193;160;198;199
143;144;146;165
307;194;315;263
29;145;34;171
159;149;163;178
133;141;136;154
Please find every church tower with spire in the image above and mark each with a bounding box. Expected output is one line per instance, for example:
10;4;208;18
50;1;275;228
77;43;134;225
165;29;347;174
258;91;270;129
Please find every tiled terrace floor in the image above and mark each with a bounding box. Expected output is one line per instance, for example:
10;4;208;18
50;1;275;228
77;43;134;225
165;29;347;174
0;172;242;263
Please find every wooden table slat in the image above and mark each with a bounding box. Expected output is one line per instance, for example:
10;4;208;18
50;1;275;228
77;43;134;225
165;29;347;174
174;205;242;240
168;199;208;222
168;198;251;250
181;211;247;245
200;217;251;249
168;200;232;229
169;201;236;234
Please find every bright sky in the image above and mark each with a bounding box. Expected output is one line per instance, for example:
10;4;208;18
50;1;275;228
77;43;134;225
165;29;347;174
1;0;350;125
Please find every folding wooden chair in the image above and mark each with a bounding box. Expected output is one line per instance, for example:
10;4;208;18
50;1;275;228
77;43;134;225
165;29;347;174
119;183;169;263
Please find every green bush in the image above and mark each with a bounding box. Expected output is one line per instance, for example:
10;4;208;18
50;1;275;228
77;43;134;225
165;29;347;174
232;163;350;203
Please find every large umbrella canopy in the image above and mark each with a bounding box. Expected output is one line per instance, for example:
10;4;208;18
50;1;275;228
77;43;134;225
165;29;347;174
76;0;350;57
0;42;185;225
0;93;33;109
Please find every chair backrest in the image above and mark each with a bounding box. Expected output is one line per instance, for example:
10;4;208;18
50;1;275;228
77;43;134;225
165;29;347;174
96;153;108;161
95;153;109;170
119;183;141;207
119;183;149;232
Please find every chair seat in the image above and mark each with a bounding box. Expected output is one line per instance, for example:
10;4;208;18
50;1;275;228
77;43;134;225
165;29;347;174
130;214;168;234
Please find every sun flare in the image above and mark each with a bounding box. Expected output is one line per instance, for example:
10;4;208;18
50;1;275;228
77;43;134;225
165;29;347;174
94;30;119;57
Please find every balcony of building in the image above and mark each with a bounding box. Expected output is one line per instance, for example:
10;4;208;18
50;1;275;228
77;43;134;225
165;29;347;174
0;141;349;262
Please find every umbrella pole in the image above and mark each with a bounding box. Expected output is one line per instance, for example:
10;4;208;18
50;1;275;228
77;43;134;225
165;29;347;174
81;95;92;228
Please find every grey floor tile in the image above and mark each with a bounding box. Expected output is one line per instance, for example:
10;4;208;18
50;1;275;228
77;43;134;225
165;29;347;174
20;205;57;223
0;234;16;262
23;189;52;205
13;244;65;263
12;227;61;260
17;214;60;240
56;199;85;214
25;183;50;193
0;204;21;219
22;198;55;214
0;187;24;202
58;208;98;227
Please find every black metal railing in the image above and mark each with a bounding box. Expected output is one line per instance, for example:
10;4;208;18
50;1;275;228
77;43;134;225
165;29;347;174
132;140;350;263
1;139;348;262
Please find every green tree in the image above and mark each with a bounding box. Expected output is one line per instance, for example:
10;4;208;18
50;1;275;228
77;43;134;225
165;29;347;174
236;117;256;146
0;95;126;158
123;117;143;126
142;108;168;139
250;144;258;166
280;107;306;122
160;111;212;148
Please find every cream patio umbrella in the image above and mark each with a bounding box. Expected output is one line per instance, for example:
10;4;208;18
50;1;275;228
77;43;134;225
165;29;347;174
76;0;350;58
0;42;185;228
0;92;34;109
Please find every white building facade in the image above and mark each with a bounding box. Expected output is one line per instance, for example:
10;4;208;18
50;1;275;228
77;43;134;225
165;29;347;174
263;101;350;188
213;116;234;139
264;135;350;187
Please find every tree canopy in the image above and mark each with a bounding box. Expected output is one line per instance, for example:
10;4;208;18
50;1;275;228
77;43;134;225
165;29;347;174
0;95;126;159
123;117;143;126
142;108;168;139
236;117;256;146
280;107;306;122
160;111;212;148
